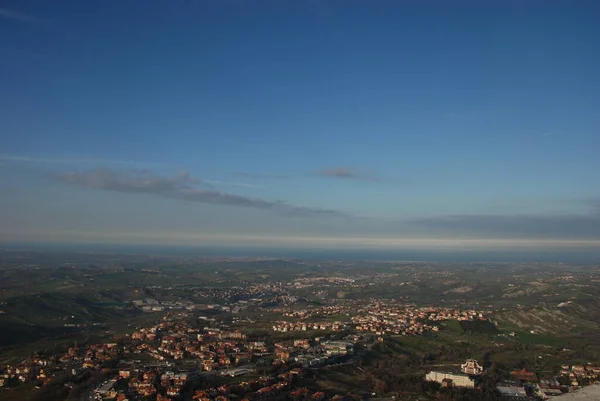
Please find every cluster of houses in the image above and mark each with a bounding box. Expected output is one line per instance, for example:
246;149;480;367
290;277;355;289
191;370;307;401
128;321;264;372
133;298;194;312
272;321;346;332
352;303;489;336
119;369;188;399
1;351;86;389
135;279;297;314
0;312;266;399
90;334;353;400
558;364;600;388
91;368;197;400
192;281;288;304
281;304;352;319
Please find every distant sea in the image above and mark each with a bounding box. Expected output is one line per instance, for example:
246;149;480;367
3;242;600;264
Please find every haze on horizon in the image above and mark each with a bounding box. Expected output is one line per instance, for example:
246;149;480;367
1;1;599;252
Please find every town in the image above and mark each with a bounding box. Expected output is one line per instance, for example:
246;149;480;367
2;253;600;401
2;297;600;400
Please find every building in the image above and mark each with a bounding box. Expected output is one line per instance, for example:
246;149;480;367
219;367;254;377
96;379;118;396
512;368;538;383
425;371;475;388
322;341;353;356
497;386;528;399
461;359;483;375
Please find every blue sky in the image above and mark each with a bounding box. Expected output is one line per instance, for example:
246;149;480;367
1;1;599;250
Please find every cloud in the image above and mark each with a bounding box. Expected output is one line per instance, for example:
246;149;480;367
60;169;197;193
0;8;39;24
58;169;347;218
0;154;166;166
204;180;264;189
233;172;290;179
1;154;127;165
316;167;378;181
411;212;600;240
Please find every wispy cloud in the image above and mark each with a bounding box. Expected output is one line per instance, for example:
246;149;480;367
316;167;378;181
0;154;163;166
59;169;196;193
58;169;347;218
233;172;290;179
0;8;40;25
204;179;264;189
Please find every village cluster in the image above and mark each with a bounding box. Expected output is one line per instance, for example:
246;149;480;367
0;309;359;400
352;303;488;336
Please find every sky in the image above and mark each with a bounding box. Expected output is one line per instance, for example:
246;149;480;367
1;1;599;251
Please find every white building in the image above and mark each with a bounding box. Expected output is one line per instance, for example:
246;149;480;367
425;371;475;388
461;359;483;375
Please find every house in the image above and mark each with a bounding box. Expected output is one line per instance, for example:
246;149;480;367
275;348;290;360
511;368;538;383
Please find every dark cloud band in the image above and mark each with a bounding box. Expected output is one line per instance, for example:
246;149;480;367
58;169;347;218
316;167;378;181
411;212;600;239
